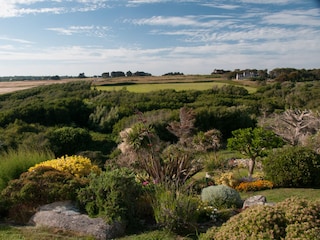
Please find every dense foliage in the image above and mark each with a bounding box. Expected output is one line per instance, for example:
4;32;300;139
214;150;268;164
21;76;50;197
77;168;143;227
0;75;320;237
263;146;320;187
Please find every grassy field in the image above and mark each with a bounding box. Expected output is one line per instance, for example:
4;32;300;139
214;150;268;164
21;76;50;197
0;75;259;95
94;80;257;93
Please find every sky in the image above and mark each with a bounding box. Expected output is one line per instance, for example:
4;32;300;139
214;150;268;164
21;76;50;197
0;0;319;76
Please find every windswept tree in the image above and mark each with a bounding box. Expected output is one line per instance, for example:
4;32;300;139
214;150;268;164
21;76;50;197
227;127;284;178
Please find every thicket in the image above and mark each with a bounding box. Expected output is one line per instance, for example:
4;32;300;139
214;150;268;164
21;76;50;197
0;80;319;158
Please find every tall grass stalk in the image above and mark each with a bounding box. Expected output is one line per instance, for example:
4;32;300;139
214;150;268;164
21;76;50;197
0;146;54;191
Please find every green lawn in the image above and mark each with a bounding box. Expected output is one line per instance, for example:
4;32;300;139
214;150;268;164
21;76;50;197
95;82;257;93
240;187;320;203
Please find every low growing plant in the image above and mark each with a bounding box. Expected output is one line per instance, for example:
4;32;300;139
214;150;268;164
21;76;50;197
201;185;242;209
236;180;273;192
200;197;320;240
29;155;101;178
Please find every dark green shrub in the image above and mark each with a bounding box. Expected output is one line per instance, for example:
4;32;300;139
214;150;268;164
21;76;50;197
201;185;242;209
77;168;143;228
47;126;92;156
263;146;320;187
199;197;320;240
1;166;87;223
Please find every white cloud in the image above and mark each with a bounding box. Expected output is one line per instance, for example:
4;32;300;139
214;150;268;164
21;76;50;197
263;9;320;26
0;36;34;44
46;25;110;37
0;0;109;18
201;3;240;10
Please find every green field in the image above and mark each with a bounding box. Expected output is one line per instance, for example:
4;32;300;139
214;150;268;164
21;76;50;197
95;82;257;93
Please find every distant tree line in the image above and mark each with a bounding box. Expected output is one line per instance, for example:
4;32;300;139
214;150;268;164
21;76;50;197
101;71;152;78
213;68;320;82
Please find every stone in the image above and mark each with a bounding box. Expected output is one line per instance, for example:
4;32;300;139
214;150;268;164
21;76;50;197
29;201;125;240
242;195;267;209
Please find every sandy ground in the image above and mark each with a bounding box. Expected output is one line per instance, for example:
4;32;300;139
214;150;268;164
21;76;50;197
0;79;93;95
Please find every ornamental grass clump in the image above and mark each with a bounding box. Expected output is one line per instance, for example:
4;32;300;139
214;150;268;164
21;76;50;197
236;180;273;192
29;155;101;177
201;185;242;209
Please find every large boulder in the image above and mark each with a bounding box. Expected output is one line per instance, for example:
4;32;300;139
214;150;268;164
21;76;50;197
29;201;125;240
242;195;267;209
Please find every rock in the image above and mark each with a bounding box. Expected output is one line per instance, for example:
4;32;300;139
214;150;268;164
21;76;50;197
242;195;267;209
29;201;125;240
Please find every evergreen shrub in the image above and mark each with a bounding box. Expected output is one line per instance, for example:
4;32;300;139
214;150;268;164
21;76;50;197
263;146;320;187
77;167;143;228
201;185;242;209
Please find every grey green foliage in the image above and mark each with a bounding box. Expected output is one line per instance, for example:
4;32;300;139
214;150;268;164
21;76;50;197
201;185;242;209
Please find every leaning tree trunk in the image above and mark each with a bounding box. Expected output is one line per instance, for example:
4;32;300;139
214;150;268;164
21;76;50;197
248;158;255;179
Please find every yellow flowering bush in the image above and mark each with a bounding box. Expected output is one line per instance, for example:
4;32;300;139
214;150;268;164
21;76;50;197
235;180;273;192
214;172;239;188
29;155;101;177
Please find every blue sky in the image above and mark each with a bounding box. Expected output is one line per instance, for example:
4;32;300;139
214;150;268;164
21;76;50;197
0;0;319;76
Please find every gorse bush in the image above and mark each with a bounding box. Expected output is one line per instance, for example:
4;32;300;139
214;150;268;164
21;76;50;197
201;185;242;209
1;166;87;223
0;147;54;191
263;146;320;187
236;180;273;192
29;155;101;178
200;197;320;240
77;167;143;228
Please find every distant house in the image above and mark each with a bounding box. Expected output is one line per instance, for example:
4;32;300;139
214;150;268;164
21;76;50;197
102;72;110;78
236;71;258;80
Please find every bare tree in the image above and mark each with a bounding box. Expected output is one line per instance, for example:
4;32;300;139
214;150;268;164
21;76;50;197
259;109;320;146
166;106;196;147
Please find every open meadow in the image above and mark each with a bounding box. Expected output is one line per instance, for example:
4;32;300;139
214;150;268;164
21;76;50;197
0;75;258;95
